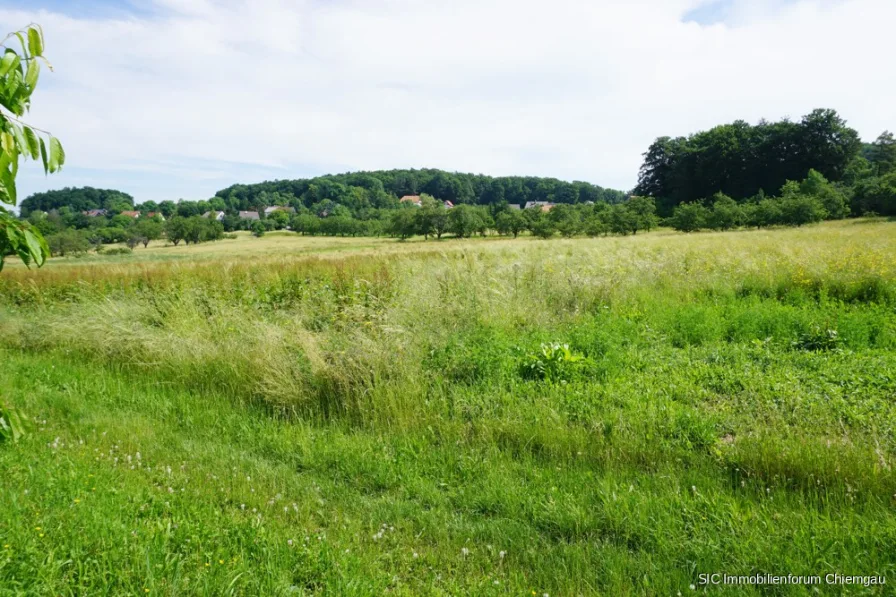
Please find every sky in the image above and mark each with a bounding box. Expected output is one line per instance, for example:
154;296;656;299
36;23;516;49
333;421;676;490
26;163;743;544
0;0;892;205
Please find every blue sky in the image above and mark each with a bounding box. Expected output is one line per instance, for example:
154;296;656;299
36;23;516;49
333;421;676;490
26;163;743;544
1;0;891;206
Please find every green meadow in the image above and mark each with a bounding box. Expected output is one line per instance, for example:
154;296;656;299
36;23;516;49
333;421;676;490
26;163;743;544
1;220;895;595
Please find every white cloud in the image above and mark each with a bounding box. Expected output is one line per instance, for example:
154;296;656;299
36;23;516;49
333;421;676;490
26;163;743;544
1;0;893;203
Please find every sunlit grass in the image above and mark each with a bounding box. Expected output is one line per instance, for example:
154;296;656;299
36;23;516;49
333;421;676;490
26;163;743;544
1;219;894;594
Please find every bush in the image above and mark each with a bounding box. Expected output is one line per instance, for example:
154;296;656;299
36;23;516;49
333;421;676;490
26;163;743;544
46;229;91;257
97;247;132;256
520;342;593;383
669;202;709;232
792;326;842;352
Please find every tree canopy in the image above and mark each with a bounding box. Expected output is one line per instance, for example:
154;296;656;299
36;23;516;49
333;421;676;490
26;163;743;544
634;109;862;214
20;187;134;217
214;169;627;213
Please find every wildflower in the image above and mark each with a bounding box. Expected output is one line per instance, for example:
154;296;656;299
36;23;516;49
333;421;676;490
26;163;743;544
288;539;294;546
461;547;469;557
219;559;224;564
412;552;419;559
74;499;81;504
690;584;696;590
499;550;506;559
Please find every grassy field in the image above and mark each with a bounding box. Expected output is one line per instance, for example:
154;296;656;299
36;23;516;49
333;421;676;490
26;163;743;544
1;220;895;595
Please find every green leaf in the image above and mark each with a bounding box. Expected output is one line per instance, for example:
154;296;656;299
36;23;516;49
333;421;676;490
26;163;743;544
0;403;28;442
0;50;19;78
48;136;65;172
10;123;29;157
39;136;48;174
24;57;39;89
23;228;46;266
27;26;44;57
13;32;27;56
22;126;40;160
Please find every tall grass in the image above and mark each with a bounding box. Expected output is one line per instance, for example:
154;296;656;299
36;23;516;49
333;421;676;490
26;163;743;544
1;220;895;593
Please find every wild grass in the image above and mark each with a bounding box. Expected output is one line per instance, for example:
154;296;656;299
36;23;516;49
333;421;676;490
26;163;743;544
1;219;895;594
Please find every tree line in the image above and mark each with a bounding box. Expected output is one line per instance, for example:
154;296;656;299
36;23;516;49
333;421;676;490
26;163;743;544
634;108;896;217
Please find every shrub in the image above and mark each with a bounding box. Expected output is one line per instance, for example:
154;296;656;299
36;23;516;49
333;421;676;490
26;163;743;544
97;247;132;256
669;202;709;232
520;342;592;383
792;326;842;352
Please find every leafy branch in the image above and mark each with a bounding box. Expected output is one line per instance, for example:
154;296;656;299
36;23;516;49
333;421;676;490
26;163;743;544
0;23;64;271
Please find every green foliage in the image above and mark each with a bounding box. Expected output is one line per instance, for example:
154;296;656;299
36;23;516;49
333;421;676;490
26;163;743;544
0;24;63;271
215;168;626;216
669;202;709;232
852;171;896;216
46;228;90;257
386;209;417;240
96;246;132;256
707;192;744;230
447;204;482;238
250;219;265;237
20;187;134;217
494;209;525;237
164;216;189;246
530;217;556;239
636;109;861;213
868;131;896;176
0;401;27;443
520;342;592;383
779;181;827;226
131;219;163;248
792;326;842;352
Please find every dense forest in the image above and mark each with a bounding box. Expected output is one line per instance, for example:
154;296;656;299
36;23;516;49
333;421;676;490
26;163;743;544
19;170;627;219
634;108;896;216
213;169;627;213
20;188;135;218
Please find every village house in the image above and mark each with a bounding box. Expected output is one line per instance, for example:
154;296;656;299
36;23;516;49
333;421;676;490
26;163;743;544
524;201;555;212
82;209;108;217
119;210;141;218
145;212;165;220
202;211;226;221
239;211;260;220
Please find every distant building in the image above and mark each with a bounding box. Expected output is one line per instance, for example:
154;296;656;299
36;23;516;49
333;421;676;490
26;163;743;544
400;195;422;207
264;205;296;215
239;211;260;220
119;211;141;218
203;211;226;221
82;209;107;217
145;212;165;221
443;200;454;209
524;201;555;212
